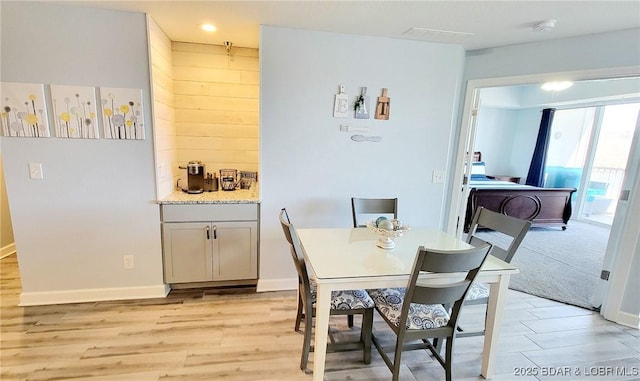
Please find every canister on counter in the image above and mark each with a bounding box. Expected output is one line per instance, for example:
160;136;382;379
204;173;218;192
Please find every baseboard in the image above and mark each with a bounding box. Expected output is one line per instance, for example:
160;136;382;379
256;277;297;292
0;243;16;259
19;284;171;306
616;311;640;329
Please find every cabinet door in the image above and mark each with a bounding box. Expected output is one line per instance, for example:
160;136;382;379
211;221;258;281
162;222;213;283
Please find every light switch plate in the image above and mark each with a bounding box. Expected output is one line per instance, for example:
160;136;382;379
432;170;445;183
29;163;43;179
159;163;167;179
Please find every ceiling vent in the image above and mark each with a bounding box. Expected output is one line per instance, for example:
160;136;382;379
403;27;474;43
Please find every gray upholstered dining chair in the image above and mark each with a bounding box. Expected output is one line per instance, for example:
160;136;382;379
459;206;531;338
351;197;398;228
279;208;374;373
349;197;398;327
367;243;492;381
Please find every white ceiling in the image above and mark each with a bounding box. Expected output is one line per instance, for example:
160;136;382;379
60;1;640;50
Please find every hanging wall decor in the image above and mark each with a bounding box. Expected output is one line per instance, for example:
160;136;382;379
99;87;145;140
354;87;370;119
375;88;390;120
50;85;99;139
333;85;349;118
1;82;50;137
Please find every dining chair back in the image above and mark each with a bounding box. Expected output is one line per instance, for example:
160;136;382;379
368;243;492;381
458;206;531;338
279;208;374;373
279;208;313;331
351;197;398;227
349;197;398;326
466;206;532;263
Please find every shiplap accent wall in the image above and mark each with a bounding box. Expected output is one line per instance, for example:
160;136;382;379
172;42;259;179
148;17;177;199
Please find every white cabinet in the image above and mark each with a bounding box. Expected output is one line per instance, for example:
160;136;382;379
161;204;259;285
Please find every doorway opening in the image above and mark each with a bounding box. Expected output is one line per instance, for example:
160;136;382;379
450;70;640;320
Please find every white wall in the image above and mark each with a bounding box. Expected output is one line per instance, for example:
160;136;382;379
464;29;640;80
259;26;465;288
474;107;519;175
511;108;544;179
1;2;166;304
474;106;552;181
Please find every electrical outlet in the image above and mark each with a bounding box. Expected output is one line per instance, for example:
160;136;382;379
29;162;43;179
123;255;134;269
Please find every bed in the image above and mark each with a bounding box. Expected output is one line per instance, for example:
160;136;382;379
464;153;576;232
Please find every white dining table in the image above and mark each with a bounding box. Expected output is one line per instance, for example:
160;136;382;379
296;227;519;380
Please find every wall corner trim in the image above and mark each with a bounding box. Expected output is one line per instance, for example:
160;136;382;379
19;284;170;306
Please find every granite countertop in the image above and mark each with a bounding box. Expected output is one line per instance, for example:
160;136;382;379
158;186;260;204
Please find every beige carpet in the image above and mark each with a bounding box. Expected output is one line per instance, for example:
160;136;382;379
475;220;610;310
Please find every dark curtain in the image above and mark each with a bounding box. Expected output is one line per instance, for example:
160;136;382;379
525;108;555;187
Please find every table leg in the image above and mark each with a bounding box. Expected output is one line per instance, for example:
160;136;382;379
481;274;510;379
312;283;331;381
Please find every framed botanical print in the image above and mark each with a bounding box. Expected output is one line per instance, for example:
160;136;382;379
1;82;50;137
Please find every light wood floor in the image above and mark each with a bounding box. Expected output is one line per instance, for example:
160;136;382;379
1;253;638;380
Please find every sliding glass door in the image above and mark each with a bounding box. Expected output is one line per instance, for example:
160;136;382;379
545;103;640;225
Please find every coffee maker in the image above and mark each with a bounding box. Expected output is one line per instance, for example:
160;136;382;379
184;161;205;194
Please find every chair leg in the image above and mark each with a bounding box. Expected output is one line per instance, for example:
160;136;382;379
348;314;354;328
300;312;312;372
360;309;373;364
433;337;443;353
392;338;403;381
445;336;454;381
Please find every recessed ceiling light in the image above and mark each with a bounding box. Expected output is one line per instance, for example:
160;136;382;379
201;23;216;32
541;81;573;91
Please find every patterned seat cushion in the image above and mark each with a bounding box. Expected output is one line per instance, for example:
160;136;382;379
309;278;374;310
465;282;490;301
368;288;450;330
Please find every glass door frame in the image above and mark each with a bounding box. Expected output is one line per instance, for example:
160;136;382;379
575;107;604;223
565;104;638;226
549;105;611;225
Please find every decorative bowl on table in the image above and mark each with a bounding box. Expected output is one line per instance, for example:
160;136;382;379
366;219;411;249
